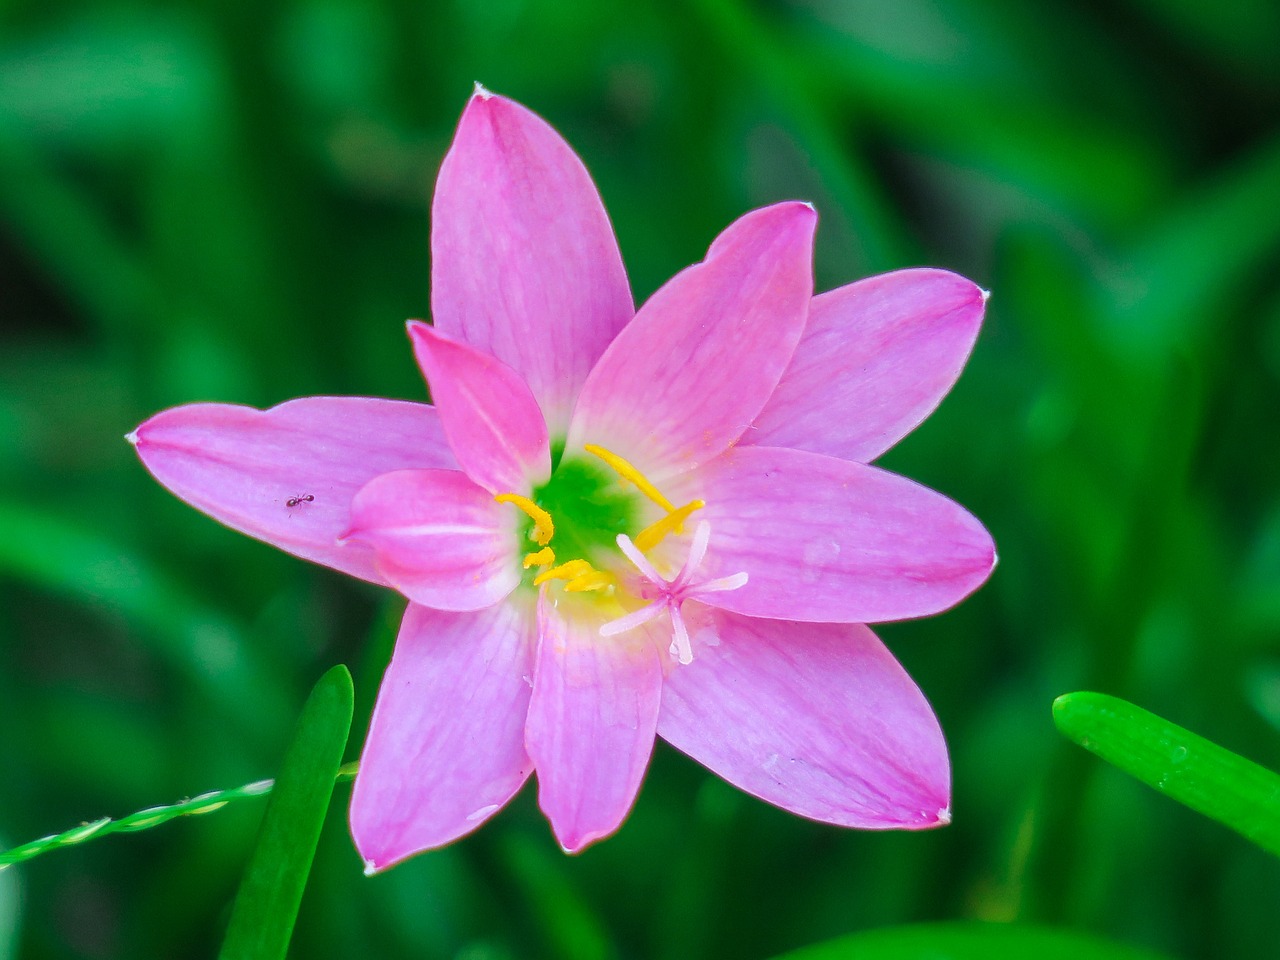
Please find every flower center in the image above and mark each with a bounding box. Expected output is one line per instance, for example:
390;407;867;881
494;444;704;594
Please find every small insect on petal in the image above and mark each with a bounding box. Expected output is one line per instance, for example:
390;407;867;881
286;494;316;508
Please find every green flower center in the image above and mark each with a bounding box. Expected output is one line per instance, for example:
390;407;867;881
496;442;705;595
527;453;637;573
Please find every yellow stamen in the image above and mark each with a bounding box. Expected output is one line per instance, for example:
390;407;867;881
534;559;595;586
495;493;554;545
534;558;614;594
566;570;615;593
522;546;555;569
584;444;676;513
635;500;705;551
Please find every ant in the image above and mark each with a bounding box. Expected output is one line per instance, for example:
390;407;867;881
285;494;315;508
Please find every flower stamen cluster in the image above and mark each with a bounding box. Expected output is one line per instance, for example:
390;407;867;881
493;489;616;592
494;443;705;597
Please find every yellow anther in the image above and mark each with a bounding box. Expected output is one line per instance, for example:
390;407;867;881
534;559;614;594
584;444;676;513
565;570;615;594
634;500;705;551
522;546;555;569
495;493;554;545
534;559;595;586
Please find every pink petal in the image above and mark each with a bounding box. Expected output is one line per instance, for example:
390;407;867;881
749;269;986;462
351;601;536;871
680;445;995;623
344;468;519;611
525;593;664;852
431;89;634;436
658;610;950;829
566;202;816;479
128;397;454;584
408;322;551;494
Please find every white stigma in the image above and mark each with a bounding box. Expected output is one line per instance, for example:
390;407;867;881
600;521;747;664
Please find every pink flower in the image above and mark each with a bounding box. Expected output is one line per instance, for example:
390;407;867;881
129;88;994;869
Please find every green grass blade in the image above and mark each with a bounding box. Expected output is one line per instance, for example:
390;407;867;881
771;921;1172;960
1053;691;1280;855
0;849;19;960
218;665;354;960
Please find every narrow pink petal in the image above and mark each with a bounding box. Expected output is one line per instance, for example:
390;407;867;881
344;469;519;611
431;89;633;436
525;593;663;852
566;202;816;479
129;397;454;584
352;601;536;871
750;269;986;462
408;322;551;494
680;445;995;623
658;611;950;829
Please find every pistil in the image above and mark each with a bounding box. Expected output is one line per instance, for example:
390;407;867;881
601;521;748;664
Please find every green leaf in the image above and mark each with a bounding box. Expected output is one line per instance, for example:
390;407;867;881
0;848;20;960
771;921;1173;960
218;665;354;960
1053;691;1280;856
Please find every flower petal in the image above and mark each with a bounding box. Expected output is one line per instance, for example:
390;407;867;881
658;611;950;829
128;397;454;584
431;89;633;436
680;445;995;623
408;322;551;494
344;468;519;611
525;593;663;852
749;268;986;462
351;601;536;871
566;202;816;478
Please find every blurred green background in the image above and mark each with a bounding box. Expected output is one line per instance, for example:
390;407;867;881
3;0;1280;957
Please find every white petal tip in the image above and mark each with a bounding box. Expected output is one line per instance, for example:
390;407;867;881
800;200;816;211
472;81;493;100
362;859;380;877
935;806;952;825
979;286;992;303
124;429;140;445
